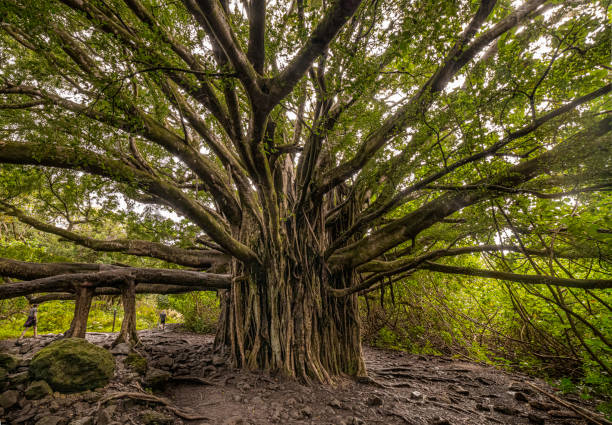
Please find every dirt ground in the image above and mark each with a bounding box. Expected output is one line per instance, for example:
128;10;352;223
1;326;609;425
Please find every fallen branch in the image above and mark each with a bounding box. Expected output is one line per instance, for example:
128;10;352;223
526;382;610;425
98;391;209;421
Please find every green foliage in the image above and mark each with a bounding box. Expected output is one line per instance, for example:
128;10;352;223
168;292;219;334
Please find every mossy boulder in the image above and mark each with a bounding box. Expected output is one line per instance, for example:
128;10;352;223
0;353;19;371
125;353;147;375
29;338;115;392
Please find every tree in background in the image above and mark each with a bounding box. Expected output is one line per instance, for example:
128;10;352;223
0;0;609;381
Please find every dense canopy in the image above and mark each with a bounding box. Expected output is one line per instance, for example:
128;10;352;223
0;0;610;381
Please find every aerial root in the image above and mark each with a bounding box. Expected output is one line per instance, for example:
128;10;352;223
98;391;209;421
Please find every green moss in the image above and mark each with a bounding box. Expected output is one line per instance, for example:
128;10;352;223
29;338;115;393
125;352;147;375
0;353;19;371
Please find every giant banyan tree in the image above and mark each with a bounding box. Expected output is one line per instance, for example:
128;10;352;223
0;0;610;382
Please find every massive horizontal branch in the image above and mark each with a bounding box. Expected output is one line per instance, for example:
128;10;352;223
0;140;259;264
0;264;230;300
0;203;230;268
28;283;220;304
328;116;612;269
422;262;612;290
357;244;591;273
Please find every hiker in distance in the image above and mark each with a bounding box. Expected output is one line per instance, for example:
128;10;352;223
18;304;38;340
158;310;167;331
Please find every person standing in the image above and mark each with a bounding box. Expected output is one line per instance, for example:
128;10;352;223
19;304;38;339
158;310;167;331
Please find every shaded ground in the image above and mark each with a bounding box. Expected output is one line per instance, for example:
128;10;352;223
1;326;608;425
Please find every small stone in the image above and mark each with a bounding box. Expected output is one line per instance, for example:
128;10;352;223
70;418;94;425
143;368;171;389
156;356;173;368
475;403;491;412
529;401;556;411
514;391;529;402
25;380;53;400
238;382;251;391
367;395;383;406
527;413;545;424
329;398;342;408
493;404;519;415
97;405;116;425
35;416;67;425
251;396;264;404
0;389;19;409
448;384;469;395
110;343;130;356
232;394;242;402
49;400;60;412
410;391;424;400
430;417;451;425
139;409;173;425
8;371;29;385
301;406;313;418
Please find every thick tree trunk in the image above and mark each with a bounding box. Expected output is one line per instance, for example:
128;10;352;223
113;278;140;347
215;211;366;382
65;284;94;338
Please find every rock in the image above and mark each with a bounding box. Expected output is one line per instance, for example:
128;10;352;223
514;391;529;402
366;395;384;406
508;381;534;394
143;368;171;389
125;353;147;375
212;354;225;366
529;401;556;411
232;394;242;402
35;416;67;425
527;413;545;424
430;417;451;425
25;380;53;399
301;406;313;418
110;343;130;356
410;391;424;400
329;398;342;408
69;417;94;425
493;404;519;415
475;403;491;412
8;371;29;385
0;353;19;371
29;338;115;393
97;405;116;425
448;384;469;395
156;356;173;368
251;396;264;404
0;389;19;408
140;410;173;425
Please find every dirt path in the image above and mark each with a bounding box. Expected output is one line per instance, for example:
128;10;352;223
1;327;609;425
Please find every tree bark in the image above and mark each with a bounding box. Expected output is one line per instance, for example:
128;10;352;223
65;284;94;338
113;278;140;347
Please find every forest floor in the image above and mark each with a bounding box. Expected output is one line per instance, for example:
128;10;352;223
1;325;609;425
